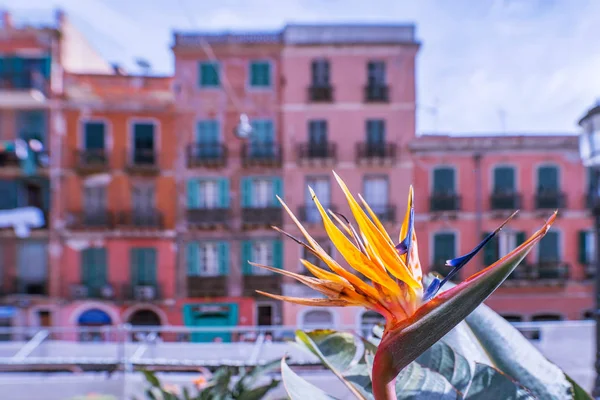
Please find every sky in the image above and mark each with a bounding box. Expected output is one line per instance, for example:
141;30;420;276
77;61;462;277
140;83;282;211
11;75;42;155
3;0;600;134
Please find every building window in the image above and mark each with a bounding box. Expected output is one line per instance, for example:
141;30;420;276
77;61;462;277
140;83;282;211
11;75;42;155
81;248;107;296
433;233;456;265
17;241;48;295
366;120;385;145
308;120;328;145
538;231;559;263
242;240;282;275
130;247;157;286
311;59;330;86
432;167;456;194
83;186;107;224
302;310;333;330
482;231;525;266
17;110;47;143
132;122;155;165
187;178;229;209
249;119;274;157
249;61;271;87
83;121;105;151
241;177;282;208
537;165;559;193
198;61;220;87
493;166;515;193
363;176;389;215
0;55;50;90
132;183;155;215
367;61;386;86
187;241;229;276
305;177;330;222
579;230;595;265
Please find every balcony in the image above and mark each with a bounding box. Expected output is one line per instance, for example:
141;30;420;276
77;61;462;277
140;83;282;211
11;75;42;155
114;210;163;229
364;84;389;102
187;208;230;229
241;207;283;228
243;275;282;297
0;71;47;94
296;142;336;165
187;276;228;298
503;262;570;286
122;283;161;301
490;191;521;211
67;211;113;230
13;279;48;296
125;150;159;175
535;190;566;210
429;193;461;212
241;143;282;168
0;151;20;168
308;85;334;102
74;150;109;174
187;143;227;168
369;205;396;223
584;263;595;280
70;284;116;300
356;142;397;165
298;205;337;224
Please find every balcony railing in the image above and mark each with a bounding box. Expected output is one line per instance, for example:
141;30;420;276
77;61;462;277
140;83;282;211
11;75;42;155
504;262;570;284
187;276;228;298
0;151;20;168
187;143;227;168
126;149;159;174
75;150;108;173
364;84;389;102
356;142;397;165
308;85;334;102
298;205;337;223
241;207;283;227
241;143;282;167
297;142;336;164
114;210;163;229
584;263;595;280
535;190;566;210
369;204;396;223
13;279;48;296
67;211;113;230
187;208;230;229
70;283;116;300
490;191;521;210
0;72;47;94
243;275;282;297
122;283;161;301
429;193;461;212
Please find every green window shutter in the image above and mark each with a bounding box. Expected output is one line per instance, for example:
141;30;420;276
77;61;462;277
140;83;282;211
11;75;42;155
218;178;230;208
81;249;92;286
537;166;559;192
196;120;219;143
433;168;455;194
433;233;455;263
579;231;588;264
130;248;140;285
493;167;515;192
187;179;200;209
241;241;253;275
218;242;230;275
42;56;51;78
516;232;526;246
84;122;105;150
187;242;200;276
251;120;274;143
250;61;271;87
241;177;253;207
366;120;385;144
146;248;157;284
95;248;107;287
538;231;559;262
272;177;283;207
199;62;220;87
0;180;18;210
482;232;498;266
272;240;283;269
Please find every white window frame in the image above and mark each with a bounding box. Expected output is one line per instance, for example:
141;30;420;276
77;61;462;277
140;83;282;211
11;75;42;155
252;241;273;275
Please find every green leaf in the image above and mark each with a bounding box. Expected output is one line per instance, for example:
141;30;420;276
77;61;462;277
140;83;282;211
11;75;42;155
464;363;535;400
371;215;555;398
416;341;472;395
395;361;461;399
465;304;572;400
142;370;161;388
565;374;593;400
280;357;338;400
235;358;281;393
237;380;280;400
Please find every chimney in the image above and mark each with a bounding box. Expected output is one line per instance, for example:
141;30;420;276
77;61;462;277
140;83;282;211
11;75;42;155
1;10;13;29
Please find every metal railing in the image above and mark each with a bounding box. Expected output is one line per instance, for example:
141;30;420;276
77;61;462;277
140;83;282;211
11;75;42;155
296;142;337;163
187;143;227;168
364;84;389;102
490;191;521;210
74;149;108;171
356;142;397;164
187;208;230;228
535;191;567;209
241;143;282;167
126;150;159;173
308;85;333;102
67;211;113;229
114;211;164;229
429;193;461;212
241;207;282;227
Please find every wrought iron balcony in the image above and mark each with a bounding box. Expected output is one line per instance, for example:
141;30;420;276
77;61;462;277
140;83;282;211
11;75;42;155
75;150;108;173
356;142;397;165
14;278;48;296
187;208;230;229
243;275;282;297
0;71;47;94
584;262;596;280
298;205;337;223
70;283;116;300
114;210;163;229
67;211;113;230
126;149;159;174
122;283;161;301
534;190;566;210
364;84;389;102
490;191;521;210
187;143;227;168
531;262;569;281
241;143;282;167
429;193;461;212
187;276;228;297
241;207;283;227
297;142;337;164
308;85;334;102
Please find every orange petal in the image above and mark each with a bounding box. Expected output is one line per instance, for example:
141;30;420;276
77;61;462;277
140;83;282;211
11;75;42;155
300;259;352;288
256;291;352;307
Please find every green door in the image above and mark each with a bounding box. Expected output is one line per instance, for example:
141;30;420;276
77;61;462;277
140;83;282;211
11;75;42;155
183;303;238;343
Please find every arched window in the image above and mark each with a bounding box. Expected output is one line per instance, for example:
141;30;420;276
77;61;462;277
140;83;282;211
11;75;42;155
77;308;112;342
302;310;333;330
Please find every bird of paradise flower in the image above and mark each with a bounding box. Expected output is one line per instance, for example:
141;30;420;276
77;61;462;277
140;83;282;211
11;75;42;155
251;172;556;400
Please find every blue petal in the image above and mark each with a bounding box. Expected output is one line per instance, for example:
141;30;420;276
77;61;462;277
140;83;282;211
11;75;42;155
423;278;441;301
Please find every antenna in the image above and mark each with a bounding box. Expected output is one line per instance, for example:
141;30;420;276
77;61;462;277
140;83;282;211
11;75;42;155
135;58;151;75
